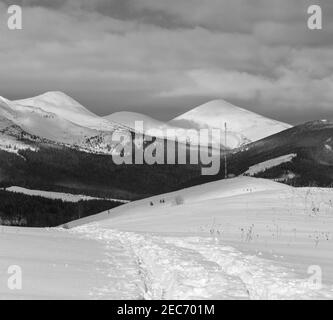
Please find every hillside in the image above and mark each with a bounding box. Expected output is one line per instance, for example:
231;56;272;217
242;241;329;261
105;99;291;149
170;100;291;148
105;111;167;133
15;91;122;132
185;120;333;188
0;92;136;155
61;177;333;298
0;144;200;200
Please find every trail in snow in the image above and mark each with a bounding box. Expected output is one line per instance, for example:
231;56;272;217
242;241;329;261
70;224;333;300
87;236;144;299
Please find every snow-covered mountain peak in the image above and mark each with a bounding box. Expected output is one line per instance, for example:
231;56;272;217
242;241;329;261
14;92;123;132
0;95;15;108
36;91;85;107
169;99;292;147
0;95;17;119
188;99;247;114
0;92;135;155
15;91;95;117
0;95;10;104
171;99;286;127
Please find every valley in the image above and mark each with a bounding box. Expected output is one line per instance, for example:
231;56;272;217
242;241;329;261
1;92;333;227
1;91;333;300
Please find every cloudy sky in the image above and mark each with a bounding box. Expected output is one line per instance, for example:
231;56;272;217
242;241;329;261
0;0;332;124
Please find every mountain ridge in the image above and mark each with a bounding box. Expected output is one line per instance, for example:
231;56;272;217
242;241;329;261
105;99;292;149
1;92;292;152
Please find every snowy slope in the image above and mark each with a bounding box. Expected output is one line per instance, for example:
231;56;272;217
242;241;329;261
104;111;198;146
2;177;333;299
0;93;134;155
6;186;129;203
15;92;122;132
0;135;37;155
244;154;297;176
64;177;293;227
1;97;95;145
66;177;333;298
105;100;292;149
105;112;168;133
0;101;38;154
0;97;16;120
170;100;292;148
0;227;122;299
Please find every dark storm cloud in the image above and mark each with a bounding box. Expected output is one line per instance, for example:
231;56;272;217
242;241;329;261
0;0;332;123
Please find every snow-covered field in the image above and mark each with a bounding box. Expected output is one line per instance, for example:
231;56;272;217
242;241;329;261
244;154;297;176
6;186;129;204
1;177;333;300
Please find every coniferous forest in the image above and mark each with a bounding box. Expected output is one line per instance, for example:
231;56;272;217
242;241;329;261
0;190;122;227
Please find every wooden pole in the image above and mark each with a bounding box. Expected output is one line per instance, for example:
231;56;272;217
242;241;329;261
224;122;228;179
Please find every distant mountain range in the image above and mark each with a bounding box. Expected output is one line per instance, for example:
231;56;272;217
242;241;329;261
0;92;132;155
0;91;291;155
106;99;291;149
0;91;332;200
0;92;290;154
185;120;333;188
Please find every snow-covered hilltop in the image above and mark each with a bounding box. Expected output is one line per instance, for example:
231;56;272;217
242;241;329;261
105;99;292;149
1;91;293;157
15;92;121;132
62;176;333;299
1;91;294;153
2;176;333;299
170;100;291;148
0;92;132;155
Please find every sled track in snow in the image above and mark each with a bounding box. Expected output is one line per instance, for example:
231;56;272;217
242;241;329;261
70;224;333;300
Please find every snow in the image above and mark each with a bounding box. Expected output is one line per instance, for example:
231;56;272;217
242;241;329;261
2;93;292;153
0;226;122;299
69;225;333;299
105;111;202;148
170;100;292;148
14;92;122;132
0;93;132;155
1;93;98;146
2;177;333;299
104;100;292;149
105;112;168;133
244;154;297;176
0;114;38;155
2;94;332;300
0;135;37;155
63;177;291;226
6;186;129;204
325;144;332;151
